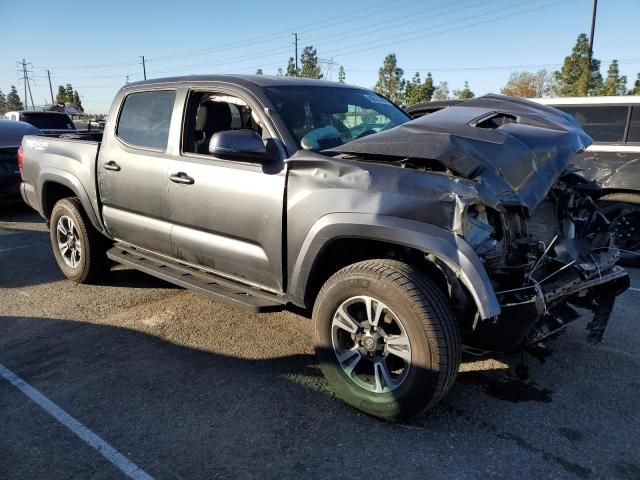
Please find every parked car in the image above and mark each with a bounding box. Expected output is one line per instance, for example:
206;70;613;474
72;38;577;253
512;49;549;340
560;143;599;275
20;77;629;420
532;96;640;264
4;110;77;136
0;119;41;201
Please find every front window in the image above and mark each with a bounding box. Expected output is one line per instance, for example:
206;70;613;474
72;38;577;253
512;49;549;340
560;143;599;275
265;86;410;151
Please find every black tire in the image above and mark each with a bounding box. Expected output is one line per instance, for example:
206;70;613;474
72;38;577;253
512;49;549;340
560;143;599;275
49;197;109;283
598;193;640;266
313;259;461;421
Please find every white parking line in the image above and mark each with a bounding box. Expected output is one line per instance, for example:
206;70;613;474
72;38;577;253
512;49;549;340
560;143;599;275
0;245;31;253
630;287;640;293
0;362;154;480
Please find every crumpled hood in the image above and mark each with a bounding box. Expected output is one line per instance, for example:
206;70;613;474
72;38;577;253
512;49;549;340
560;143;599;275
328;94;592;211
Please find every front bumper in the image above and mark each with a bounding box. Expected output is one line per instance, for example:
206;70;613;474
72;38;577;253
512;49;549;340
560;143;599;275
466;252;630;352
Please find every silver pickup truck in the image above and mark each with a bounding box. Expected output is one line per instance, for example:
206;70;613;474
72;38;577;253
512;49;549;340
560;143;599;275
20;75;629;420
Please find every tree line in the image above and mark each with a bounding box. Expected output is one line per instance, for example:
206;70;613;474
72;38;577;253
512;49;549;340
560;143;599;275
0;83;84;116
257;33;639;107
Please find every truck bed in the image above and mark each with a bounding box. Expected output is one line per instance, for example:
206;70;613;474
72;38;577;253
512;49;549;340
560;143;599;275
20;134;102;224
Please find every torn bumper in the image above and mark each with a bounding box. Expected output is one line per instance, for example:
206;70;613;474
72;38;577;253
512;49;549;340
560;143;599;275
466;249;630;352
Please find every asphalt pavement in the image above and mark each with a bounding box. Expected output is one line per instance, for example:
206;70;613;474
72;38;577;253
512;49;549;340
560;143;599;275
1;203;639;480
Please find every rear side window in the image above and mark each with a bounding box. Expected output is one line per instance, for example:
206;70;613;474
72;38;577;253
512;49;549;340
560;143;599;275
116;90;175;150
558;105;628;143
627;106;640;143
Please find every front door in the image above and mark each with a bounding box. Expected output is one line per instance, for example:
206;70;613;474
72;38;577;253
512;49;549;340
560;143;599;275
167;89;286;292
98;89;177;256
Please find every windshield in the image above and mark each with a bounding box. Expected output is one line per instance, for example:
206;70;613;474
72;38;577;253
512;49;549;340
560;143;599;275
21;112;75;130
264;86;410;151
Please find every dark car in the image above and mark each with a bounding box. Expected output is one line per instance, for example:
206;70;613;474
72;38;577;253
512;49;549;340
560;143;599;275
4;111;76;136
0;119;41;201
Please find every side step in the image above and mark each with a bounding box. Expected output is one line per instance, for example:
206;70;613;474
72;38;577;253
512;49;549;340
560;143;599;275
107;245;286;312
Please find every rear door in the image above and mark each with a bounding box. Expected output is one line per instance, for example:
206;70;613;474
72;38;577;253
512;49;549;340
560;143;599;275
166;87;286;292
98;88;178;256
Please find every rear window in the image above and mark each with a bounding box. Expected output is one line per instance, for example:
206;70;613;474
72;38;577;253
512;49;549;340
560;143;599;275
116;90;175;150
21;113;75;130
627;106;640;143
557;105;628;143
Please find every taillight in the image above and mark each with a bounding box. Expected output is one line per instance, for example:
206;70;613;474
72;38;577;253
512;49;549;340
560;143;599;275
17;146;24;178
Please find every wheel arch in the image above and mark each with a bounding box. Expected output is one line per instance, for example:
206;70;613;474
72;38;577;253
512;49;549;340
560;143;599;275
39;171;104;233
288;213;501;320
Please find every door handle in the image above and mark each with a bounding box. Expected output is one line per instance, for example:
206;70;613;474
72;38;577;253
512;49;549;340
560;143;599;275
169;172;195;185
103;161;121;172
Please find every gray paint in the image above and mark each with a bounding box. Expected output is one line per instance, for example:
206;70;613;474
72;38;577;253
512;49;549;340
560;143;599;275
18;76;622;335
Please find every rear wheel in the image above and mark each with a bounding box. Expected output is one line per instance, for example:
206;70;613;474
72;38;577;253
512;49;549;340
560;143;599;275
313;259;461;420
598;193;640;266
49;198;109;283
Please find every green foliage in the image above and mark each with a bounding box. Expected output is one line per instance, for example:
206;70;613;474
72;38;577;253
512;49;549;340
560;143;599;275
599;60;627;96
0;89;6;115
338;65;346;83
432;81;450;101
72;90;83;111
276;68;284;76
553;33;603;96
285;57;298;77
255;68;263;75
55;85;66;104
630;73;640;95
6;85;23;111
454;81;475;100
65;84;74;103
374;53;405;105
501;70;553;98
404;72;435;105
299;46;323;79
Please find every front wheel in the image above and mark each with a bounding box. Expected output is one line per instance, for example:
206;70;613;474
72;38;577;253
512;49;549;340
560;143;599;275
49;197;108;283
313;259;461;420
598;193;640;266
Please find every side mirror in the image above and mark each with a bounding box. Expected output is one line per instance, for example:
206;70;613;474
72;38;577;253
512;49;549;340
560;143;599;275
209;129;267;160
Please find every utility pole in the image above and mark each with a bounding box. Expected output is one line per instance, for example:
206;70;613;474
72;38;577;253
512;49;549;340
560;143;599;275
46;70;54;105
588;0;598;64
21;59;28;110
17;59;35;110
292;33;298;72
140;55;147;80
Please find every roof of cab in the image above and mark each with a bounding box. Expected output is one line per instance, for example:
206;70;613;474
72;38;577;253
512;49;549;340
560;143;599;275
125;74;365;90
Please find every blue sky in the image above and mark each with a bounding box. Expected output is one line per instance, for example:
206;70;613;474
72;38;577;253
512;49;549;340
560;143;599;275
1;0;638;113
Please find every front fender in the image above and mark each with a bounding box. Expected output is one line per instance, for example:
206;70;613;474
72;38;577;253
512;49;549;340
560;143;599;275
38;168;104;233
288;213;500;319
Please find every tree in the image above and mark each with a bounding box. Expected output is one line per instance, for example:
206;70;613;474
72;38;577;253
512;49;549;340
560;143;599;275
454;81;475;100
5;85;23;111
276;68;284;76
629;73;640;95
65;84;74;103
285;57;298;77
72;90;83;111
404;72;436;105
374;53;405;105
0;89;6;115
56;85;66;104
553;33;603;96
338;65;346;83
501;70;553;98
255;68;263;75
599;60;627;96
299;46;323;79
432;81;450;101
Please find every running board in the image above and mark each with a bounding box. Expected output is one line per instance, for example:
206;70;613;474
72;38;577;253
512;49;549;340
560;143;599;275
107;245;286;312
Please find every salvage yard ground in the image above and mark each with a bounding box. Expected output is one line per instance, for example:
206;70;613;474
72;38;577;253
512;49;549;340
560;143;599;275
1;204;639;480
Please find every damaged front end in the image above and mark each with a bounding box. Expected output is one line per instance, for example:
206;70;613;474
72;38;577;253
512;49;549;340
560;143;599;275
329;94;630;353
462;174;629;352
